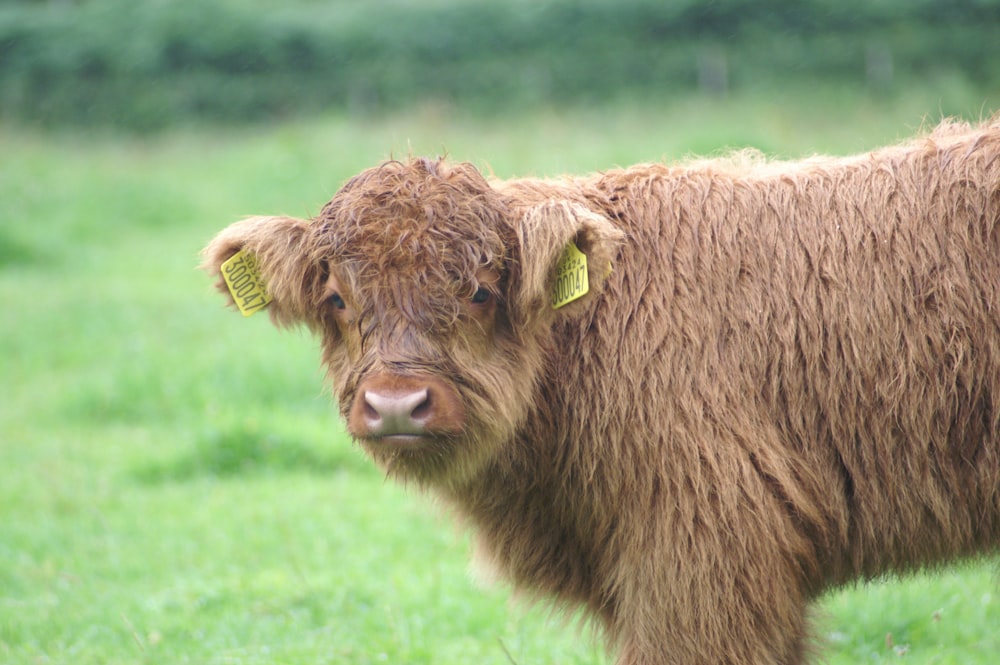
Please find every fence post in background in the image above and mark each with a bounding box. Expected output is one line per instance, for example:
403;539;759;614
697;47;729;97
865;41;894;91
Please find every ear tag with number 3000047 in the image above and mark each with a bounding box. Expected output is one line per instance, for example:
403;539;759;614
551;242;589;309
221;250;272;317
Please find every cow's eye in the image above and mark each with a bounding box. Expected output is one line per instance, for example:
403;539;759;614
471;287;492;304
327;292;347;310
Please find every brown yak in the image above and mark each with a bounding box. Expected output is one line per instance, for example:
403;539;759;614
203;116;1000;664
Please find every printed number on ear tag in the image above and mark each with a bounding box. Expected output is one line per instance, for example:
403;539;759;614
551;242;589;309
221;250;272;317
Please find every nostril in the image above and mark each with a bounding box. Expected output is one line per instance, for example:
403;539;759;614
410;391;431;422
362;396;381;425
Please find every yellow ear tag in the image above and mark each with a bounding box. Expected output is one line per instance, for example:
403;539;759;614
551;241;589;309
221;250;272;317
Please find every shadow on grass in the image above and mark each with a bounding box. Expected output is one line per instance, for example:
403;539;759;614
0;228;46;267
133;423;372;483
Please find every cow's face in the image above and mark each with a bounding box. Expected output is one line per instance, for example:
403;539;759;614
203;158;623;485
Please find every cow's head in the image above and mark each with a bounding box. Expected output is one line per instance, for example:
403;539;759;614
203;158;623;485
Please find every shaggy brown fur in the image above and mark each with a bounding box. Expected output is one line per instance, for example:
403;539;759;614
203;116;1000;664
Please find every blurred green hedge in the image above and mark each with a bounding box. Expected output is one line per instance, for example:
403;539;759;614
1;0;998;130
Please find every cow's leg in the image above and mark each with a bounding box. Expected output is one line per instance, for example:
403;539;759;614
611;558;811;665
607;468;816;665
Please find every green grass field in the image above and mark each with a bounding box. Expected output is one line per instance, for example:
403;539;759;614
3;86;1000;664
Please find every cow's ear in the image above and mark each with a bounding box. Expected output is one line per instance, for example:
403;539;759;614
511;201;625;329
201;215;318;327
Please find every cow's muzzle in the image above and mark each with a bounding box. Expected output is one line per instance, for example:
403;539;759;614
348;374;465;442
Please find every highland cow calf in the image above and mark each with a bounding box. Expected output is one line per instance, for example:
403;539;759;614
203;117;1000;664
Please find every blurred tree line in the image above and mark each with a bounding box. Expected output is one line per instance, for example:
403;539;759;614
0;0;998;130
